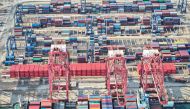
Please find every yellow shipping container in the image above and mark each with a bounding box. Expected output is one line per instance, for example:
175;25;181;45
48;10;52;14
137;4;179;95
89;108;100;109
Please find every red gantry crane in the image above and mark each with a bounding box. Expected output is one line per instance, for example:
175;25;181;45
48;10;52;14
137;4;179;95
105;45;128;106
48;46;70;101
8;44;129;106
140;46;168;105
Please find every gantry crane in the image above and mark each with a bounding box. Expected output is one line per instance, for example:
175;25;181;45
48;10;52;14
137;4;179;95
24;29;36;57
48;46;70;101
15;4;23;26
151;13;162;35
140;47;168;105
105;46;128;106
177;0;187;13
86;16;94;63
80;0;86;14
4;36;17;66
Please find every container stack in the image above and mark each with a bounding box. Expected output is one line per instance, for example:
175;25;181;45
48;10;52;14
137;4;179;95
113;23;121;35
135;49;143;59
33;54;43;62
32;22;41;28
126;94;138;109
63;17;71;27
14;26;23;37
152;10;180;32
77;18;86;27
53;102;65;109
142;17;151;25
53;18;63;27
20;0;175;14
149;39;190;62
89;95;101;109
40;17;48;28
50;0;64;6
71;3;79;14
77;95;89;109
137;63;176;75
63;0;71;13
23;16;145;30
118;16;127;26
22;5;36;14
97;23;106;35
38;4;52;14
10;64;49;78
41;100;52;109
113;99;125;109
28;102;40;109
179;50;189;62
125;26;140;35
67;40;88;63
94;40;100;62
25;34;37;57
102;0;116;4
44;37;53;47
161;50;172;62
77;43;87;63
65;102;76;109
101;95;113;109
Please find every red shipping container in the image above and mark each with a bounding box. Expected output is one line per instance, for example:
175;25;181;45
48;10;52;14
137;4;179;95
39;65;44;77
100;63;106;76
95;63;101;76
86;64;92;76
179;50;189;57
30;102;40;105
15;64;21;78
137;63;176;75
61;67;66;76
81;64;86;76
24;65;30;78
102;99;112;102
10;65;16;78
34;65;39;77
44;65;49;77
74;64;78;76
69;64;76;76
29;64;35;78
76;64;81;76
28;105;40;109
89;104;100;108
42;65;46;77
41;100;52;107
91;63;96;76
19;65;25;78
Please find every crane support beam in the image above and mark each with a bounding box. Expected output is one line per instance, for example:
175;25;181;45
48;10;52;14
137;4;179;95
106;46;128;106
140;52;168;105
48;48;70;101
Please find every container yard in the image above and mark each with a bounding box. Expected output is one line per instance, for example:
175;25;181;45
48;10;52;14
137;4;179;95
0;0;189;109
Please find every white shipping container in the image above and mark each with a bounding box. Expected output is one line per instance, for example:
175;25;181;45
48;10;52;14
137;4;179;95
142;49;159;57
14;32;23;35
108;50;124;57
139;5;145;11
51;44;67;52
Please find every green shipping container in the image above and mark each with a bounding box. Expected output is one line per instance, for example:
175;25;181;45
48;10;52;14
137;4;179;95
77;50;87;53
157;0;165;2
32;57;43;62
78;106;88;109
89;101;100;104
161;50;171;53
